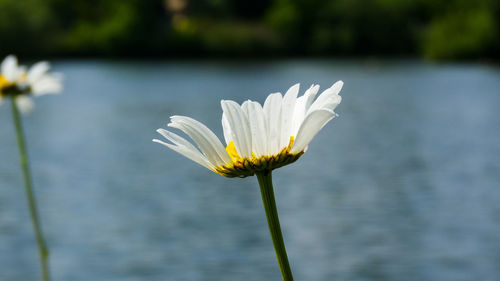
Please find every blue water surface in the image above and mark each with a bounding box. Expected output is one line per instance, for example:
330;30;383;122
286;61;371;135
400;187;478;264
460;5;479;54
0;59;499;281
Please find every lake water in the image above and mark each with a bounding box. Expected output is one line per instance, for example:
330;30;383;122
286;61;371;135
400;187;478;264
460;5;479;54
0;59;499;281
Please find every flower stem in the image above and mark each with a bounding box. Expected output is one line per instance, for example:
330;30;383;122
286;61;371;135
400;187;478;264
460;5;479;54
256;171;294;281
10;98;51;281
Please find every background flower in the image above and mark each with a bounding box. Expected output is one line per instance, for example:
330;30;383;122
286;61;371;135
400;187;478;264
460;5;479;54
0;55;62;114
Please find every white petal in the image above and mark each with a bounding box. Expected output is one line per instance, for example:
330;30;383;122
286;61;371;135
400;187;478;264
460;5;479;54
280;83;299;149
291;84;320;137
156;128;200;153
290;109;335;154
221;100;252;158
308;81;343;113
153;139;215;171
27;61;50;83
246;101;268;157
292;96;306;136
154;129;215;170
31;74;63;96
221;113;232;146
1;55;19;82
15;96;34;114
263;92;282;155
241;100;250;114
169;116;231;166
303;84;320;111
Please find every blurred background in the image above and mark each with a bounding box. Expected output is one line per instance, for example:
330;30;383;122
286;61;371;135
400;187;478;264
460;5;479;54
0;0;499;60
1;1;500;281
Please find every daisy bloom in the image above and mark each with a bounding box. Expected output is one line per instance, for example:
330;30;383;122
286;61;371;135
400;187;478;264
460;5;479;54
154;81;343;177
154;81;343;281
0;55;62;113
1;55;62;281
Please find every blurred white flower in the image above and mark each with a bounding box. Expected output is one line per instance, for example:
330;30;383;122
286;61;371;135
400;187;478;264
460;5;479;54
0;55;62;113
154;82;343;177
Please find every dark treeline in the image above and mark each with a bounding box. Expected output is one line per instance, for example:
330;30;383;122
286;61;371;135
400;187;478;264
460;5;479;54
0;0;498;60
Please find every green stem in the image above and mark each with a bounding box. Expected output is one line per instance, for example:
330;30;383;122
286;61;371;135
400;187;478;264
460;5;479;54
10;98;51;281
256;171;294;281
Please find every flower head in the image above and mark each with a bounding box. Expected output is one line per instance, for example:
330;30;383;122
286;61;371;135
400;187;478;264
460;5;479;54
0;55;63;113
154;82;343;177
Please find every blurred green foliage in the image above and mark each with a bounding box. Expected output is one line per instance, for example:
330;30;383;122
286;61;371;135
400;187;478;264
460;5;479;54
0;0;498;60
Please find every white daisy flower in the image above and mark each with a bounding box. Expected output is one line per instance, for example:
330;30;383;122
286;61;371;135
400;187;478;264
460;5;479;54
0;55;63;113
154;81;343;177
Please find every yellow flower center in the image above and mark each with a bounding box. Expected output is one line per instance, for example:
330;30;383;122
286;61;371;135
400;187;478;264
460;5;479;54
215;136;303;178
0;74;30;96
0;75;11;90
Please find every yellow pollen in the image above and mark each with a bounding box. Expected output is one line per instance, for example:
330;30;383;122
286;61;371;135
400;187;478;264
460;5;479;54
216;136;302;178
0;75;9;89
225;141;240;160
0;74;30;96
288;136;295;148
